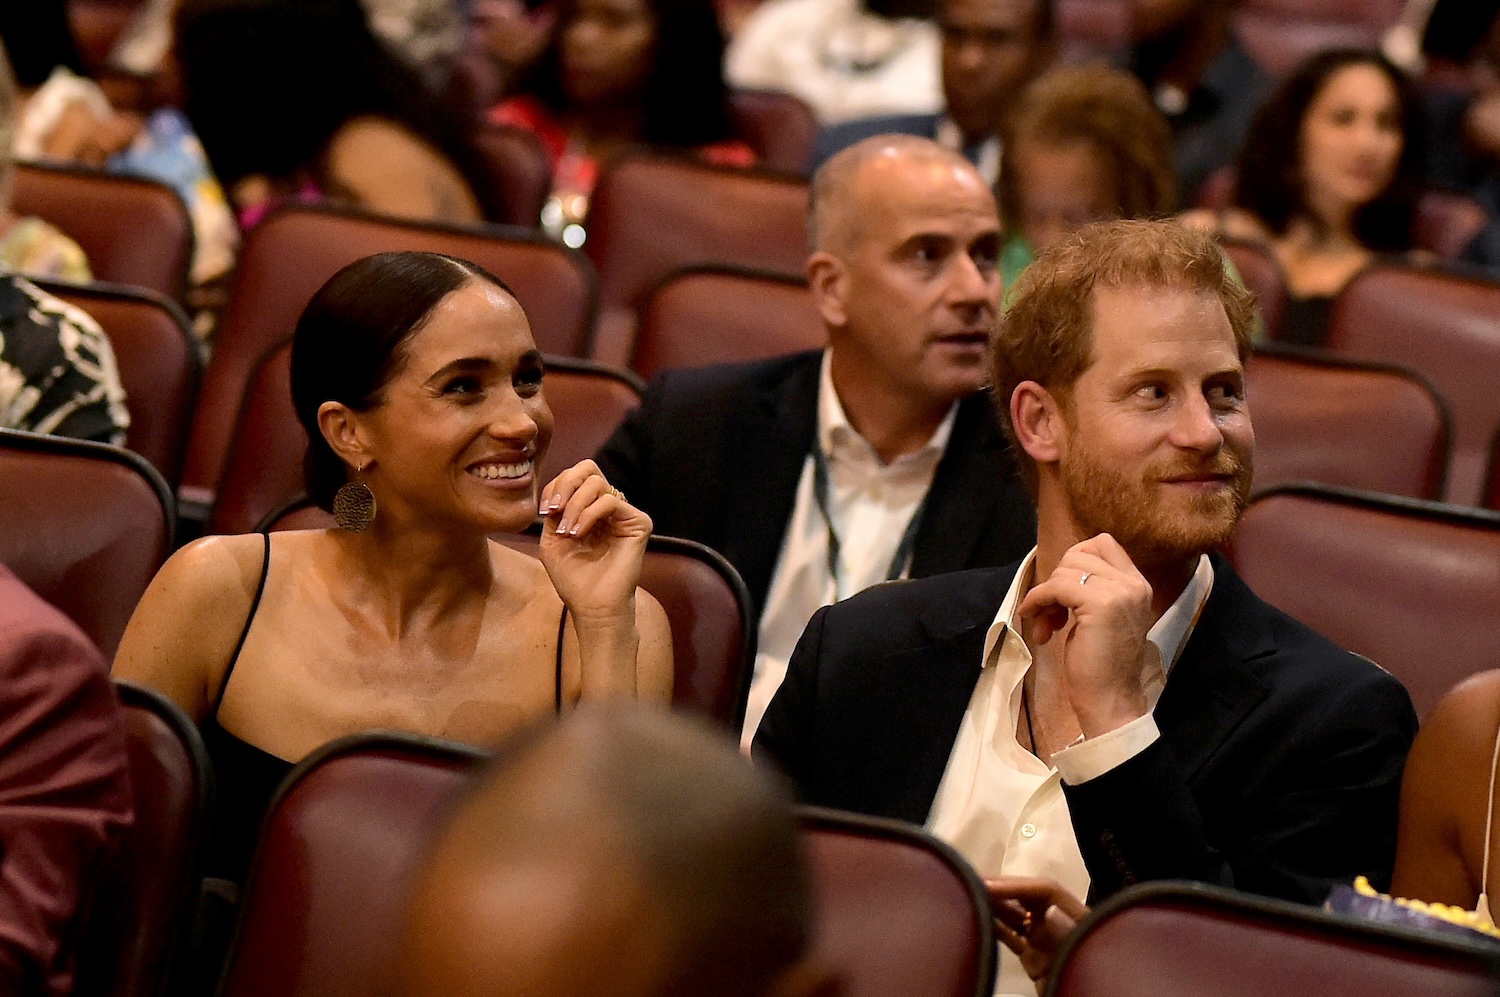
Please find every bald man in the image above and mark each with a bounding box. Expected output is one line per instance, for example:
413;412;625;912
597;135;1035;746
396;708;839;997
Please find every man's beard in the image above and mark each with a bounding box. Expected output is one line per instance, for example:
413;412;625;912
1060;441;1253;572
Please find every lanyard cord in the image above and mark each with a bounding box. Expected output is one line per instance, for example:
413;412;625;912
810;444;927;601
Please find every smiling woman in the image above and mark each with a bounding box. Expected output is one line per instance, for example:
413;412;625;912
111;251;673;888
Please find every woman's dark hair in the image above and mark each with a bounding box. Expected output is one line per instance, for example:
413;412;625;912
0;1;84;88
175;0;505;218
290;251;516;510
521;0;738;148
1232;49;1424;253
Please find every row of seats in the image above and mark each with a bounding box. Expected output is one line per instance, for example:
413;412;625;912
90;693;1500;997
19;155;1500;512
6;421;1497;727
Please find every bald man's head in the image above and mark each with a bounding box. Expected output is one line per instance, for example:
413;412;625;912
398;709;833;997
808;135;985;256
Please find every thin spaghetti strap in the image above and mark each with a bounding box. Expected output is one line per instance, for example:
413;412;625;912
1479;716;1500;900
215;532;272;708
554;604;569;714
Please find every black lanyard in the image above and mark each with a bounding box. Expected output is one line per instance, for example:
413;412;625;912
810;444;927;599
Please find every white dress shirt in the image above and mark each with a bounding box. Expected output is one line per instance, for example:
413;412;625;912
740;353;956;749
927;550;1214;996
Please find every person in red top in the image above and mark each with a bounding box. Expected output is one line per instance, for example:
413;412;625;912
0;563;133;995
489;0;755;243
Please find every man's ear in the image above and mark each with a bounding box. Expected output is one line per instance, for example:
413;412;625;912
807;251;848;330
317;401;373;469
1010;380;1065;466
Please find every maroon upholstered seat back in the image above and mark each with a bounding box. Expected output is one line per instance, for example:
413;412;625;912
1487;429;1500;512
75;682;211;997
1414;191;1491;262
470;124;553;227
1326;263;1500;504
729;89;820;175
0;429;173;657
584;155;810;366
36;278;201;486
1245;347;1449;500
1055;0;1130;61
218;735;483;997
633;266;825;380
180;205;597;502
800;808;995;997
1219;238;1286;341
1231;0;1405;78
1049;881;1500;997
12;163;193;299
1228;486;1500;719
208;348;641;536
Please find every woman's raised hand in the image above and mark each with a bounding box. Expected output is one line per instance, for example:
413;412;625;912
536;460;652;622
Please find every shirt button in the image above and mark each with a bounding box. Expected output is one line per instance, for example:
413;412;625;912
1020;822;1037;838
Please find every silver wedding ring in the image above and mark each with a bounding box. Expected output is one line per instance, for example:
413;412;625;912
1079;571;1092;586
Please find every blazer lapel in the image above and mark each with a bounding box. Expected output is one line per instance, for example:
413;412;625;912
720;355;821;613
1154;558;1275;783
910;392;1019;576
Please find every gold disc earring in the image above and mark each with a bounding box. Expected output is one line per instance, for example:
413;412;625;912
333;463;377;531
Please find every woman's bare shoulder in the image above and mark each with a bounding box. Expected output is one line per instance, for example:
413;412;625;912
1421;671;1500;752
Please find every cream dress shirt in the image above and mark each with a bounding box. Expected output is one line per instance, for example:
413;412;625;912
927;551;1214;996
740;353;955;749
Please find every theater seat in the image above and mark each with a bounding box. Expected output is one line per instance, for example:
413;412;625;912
1231;0;1406;78
74;681;212;997
1245;346;1449;500
584;154;810;366
1326;263;1500;504
633;265;824;380
218;733;484;997
1048;880;1500;997
800;808;996;997
0;429;174;657
208;347;642;536
1414;190;1491;263
1055;0;1131;62
258;504;753;727
1228;485;1500;719
470;124;552;228
12;163;193;300
33;277;201;486
178;205;598;511
730;89;820;175
1219;238;1286;341
1486;429;1500;512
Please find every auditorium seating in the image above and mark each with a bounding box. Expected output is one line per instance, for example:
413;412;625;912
1055;0;1130;62
729;89;820;175
470;124;553;228
1219;238;1286;341
800;807;996;997
1413;191;1492;263
34;277;201;486
177;205;598;511
584;154;810;366
1245;346;1449;500
0;429;174;657
1047;880;1500;997
1325;263;1500;505
1228;485;1500;719
208;345;642;536
217;733;484;997
13;163;193;300
75;682;212;997
632;265;824;380
1231;0;1406;78
1486;429;1500;512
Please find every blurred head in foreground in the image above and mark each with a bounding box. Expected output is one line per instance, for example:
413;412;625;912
398;708;841;997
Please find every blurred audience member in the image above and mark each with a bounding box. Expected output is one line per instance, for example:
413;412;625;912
113;251;672;887
1391;670;1500;926
597;135;1036;749
727;0;943;125
0;564;133;997
0;43;89;281
1125;0;1272;202
814;0;1054;184
998;63;1174;286
175;0;502;230
1421;2;1500;228
0;2;85;91
1181;49;1424;346
490;0;753;245
399;708;840;997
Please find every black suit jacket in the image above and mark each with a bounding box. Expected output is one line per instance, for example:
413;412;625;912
754;556;1418;906
595;351;1036;618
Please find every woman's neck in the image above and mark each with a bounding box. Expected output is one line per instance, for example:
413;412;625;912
330;523;499;639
